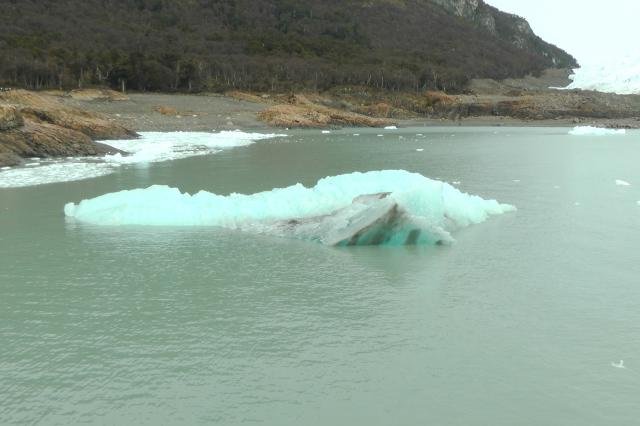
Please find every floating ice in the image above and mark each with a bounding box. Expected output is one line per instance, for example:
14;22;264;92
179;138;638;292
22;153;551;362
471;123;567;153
569;126;626;136
105;131;285;164
384;126;398;130
0;162;115;188
416;149;425;152
0;131;285;188
562;57;640;95
322;130;331;134
611;360;626;369
64;170;515;246
616;180;631;186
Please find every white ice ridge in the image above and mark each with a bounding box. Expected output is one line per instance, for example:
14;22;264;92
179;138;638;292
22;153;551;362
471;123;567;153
569;126;626;136
64;170;516;246
563;57;640;95
104;131;286;164
0;131;285;188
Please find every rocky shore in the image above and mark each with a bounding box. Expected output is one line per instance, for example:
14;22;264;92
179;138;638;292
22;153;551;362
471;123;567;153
2;70;640;167
0;89;136;167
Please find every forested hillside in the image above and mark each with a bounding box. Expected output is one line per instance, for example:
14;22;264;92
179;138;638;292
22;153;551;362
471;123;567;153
0;0;577;93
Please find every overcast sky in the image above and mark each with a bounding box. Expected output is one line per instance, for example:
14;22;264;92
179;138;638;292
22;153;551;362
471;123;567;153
487;0;639;66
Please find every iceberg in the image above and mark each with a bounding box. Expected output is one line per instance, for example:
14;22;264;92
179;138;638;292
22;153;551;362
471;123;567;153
64;170;515;246
569;126;626;136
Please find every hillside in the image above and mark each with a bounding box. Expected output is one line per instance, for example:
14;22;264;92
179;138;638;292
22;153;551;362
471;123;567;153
0;0;577;93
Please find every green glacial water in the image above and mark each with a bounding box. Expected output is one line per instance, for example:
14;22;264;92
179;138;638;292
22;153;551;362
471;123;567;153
1;127;640;425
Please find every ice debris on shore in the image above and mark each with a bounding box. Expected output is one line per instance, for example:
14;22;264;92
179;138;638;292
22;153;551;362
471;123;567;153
0;131;285;188
64;170;515;247
569;126;626;136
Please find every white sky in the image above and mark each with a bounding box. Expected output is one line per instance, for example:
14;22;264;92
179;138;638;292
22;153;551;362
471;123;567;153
486;0;640;65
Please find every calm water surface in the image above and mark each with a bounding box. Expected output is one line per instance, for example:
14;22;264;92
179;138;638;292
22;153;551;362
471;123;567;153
1;127;640;425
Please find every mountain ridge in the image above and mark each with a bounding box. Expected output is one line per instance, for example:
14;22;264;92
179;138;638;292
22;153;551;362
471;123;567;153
0;0;577;93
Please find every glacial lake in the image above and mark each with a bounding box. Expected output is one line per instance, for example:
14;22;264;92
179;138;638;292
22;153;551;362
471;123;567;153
1;126;640;425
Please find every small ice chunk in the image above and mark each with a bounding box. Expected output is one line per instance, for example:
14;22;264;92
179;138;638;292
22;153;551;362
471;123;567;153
384;125;398;130
416;149;424;152
611;360;626;369
513;180;521;183
322;130;331;134
616;179;631;186
353;134;360;136
30;157;40;160
452;181;461;185
1;166;10;170
26;163;40;167
377;134;383;137
569;126;626;136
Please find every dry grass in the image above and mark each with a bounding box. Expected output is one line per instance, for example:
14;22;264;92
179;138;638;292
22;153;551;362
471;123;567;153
0;105;24;130
67;88;129;102
153;105;179;116
225;90;271;104
258;93;393;128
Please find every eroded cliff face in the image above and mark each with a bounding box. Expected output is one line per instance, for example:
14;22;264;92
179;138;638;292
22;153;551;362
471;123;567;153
430;0;576;68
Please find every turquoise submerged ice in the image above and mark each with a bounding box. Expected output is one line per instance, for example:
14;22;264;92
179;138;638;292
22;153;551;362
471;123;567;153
64;170;515;246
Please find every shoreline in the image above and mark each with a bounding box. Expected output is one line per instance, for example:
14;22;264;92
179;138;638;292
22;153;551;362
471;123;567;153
63;92;640;132
2;87;640;168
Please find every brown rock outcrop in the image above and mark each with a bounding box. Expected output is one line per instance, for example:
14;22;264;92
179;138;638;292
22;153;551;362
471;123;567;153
0;90;135;167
